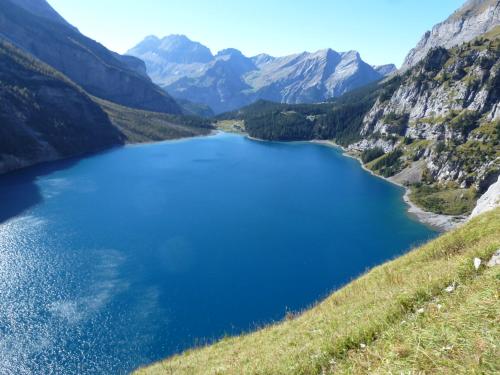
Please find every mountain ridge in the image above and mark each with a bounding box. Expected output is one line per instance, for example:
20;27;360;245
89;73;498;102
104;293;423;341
0;0;182;114
127;35;394;114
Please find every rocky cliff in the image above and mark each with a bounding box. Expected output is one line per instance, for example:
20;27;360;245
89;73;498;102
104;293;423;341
127;35;392;114
352;26;500;197
401;0;500;70
0;0;182;114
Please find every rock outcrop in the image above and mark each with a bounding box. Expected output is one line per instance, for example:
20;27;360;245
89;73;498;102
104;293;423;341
401;0;500;70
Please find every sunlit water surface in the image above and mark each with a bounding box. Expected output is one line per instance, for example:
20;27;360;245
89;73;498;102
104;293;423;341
0;133;436;374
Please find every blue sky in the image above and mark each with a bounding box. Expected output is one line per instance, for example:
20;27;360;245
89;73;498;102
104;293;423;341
47;0;464;67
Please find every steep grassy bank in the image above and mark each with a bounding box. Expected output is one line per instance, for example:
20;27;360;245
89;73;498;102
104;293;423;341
136;208;499;375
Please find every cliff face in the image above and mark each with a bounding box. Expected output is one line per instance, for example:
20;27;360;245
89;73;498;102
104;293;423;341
352;27;500;192
0;0;182;114
401;0;500;70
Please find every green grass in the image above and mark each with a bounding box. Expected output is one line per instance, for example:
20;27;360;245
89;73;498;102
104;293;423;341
95;98;213;143
409;185;478;216
135;208;500;375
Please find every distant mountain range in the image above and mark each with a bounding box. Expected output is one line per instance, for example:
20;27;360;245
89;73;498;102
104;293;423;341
127;35;396;114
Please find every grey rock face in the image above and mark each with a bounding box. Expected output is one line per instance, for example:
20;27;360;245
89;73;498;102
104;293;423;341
127;35;392;114
401;0;500;70
0;0;182;114
360;36;500;191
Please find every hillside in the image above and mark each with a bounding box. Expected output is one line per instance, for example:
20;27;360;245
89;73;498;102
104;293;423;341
127;35;392;114
96;98;213;143
215;27;500;217
0;39;212;174
0;0;182;114
0;39;123;174
136;207;500;375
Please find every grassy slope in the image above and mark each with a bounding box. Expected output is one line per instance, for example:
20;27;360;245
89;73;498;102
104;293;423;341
95;98;213;143
136;208;500;375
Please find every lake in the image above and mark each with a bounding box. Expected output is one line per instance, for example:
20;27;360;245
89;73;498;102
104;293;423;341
0;133;436;374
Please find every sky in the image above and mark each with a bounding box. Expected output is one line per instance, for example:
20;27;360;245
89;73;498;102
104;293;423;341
47;0;464;67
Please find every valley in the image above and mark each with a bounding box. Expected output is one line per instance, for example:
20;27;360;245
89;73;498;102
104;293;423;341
0;0;498;374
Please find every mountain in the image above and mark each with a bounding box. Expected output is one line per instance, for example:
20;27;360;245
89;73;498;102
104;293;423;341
217;26;500;218
0;0;182;114
0;39;212;174
0;39;123;174
127;35;391;113
401;0;500;70
246;49;382;104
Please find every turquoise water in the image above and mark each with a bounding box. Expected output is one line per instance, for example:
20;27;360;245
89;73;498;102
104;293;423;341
0;133;436;374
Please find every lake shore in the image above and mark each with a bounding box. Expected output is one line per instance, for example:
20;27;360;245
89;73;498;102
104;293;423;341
309;139;467;232
214;129;468;232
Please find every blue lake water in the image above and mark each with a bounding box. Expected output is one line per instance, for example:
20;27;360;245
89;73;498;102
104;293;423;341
0;133;436;374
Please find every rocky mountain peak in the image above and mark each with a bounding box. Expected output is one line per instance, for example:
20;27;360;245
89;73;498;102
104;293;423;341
128;34;214;64
340;50;361;61
216;48;245;59
215;48;256;75
401;0;500;70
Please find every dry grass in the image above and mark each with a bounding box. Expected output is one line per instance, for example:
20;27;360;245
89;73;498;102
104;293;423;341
136;208;500;375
